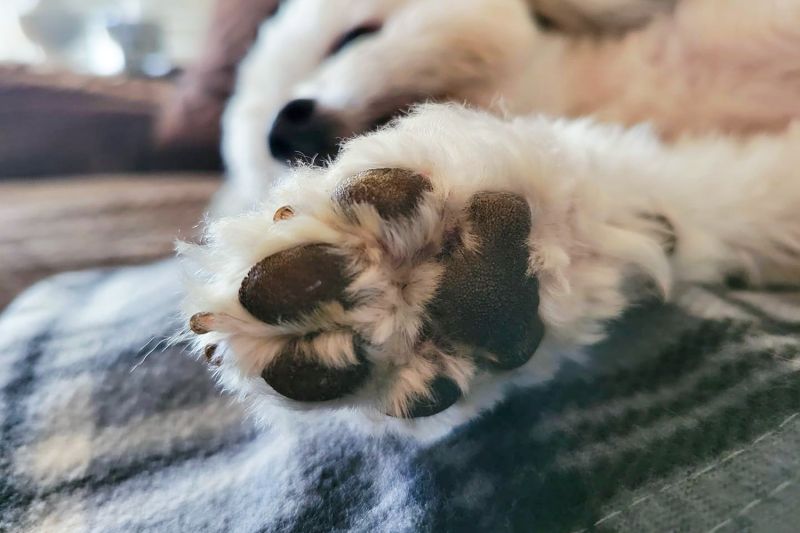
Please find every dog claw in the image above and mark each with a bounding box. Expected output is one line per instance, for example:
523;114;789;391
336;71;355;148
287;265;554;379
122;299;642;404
333;168;432;219
273;205;295;221
190;313;215;334
428;192;544;370
203;344;217;363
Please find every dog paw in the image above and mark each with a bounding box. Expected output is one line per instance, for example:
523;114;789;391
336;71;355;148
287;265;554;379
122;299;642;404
181;105;674;429
185;167;545;418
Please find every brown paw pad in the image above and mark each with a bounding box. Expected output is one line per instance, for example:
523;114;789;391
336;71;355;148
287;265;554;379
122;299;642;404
262;338;370;402
427;192;544;370
333;168;432;220
239;244;352;324
393;376;463;419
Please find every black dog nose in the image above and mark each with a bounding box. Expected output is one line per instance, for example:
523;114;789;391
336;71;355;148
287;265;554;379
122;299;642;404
268;99;340;164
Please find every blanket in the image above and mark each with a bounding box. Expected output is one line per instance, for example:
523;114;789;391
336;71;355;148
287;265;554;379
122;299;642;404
2;260;799;532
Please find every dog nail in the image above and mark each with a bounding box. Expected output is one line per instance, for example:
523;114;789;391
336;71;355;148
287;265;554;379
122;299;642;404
333;168;432;219
273;205;295;221
190;313;215;334
204;344;218;363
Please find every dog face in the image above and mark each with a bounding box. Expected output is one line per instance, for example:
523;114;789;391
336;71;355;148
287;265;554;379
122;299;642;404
223;0;540;198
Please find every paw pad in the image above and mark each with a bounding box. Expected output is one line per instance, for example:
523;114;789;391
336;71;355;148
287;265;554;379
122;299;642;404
333;168;432;219
427;192;544;370
239;244;352;325
262;338;370;402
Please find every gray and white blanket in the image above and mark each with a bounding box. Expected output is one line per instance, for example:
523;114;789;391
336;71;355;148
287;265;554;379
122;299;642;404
1;259;799;532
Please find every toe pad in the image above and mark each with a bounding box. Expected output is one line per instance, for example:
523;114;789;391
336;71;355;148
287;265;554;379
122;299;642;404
262;339;370;402
239;244;352;325
396;376;462;418
333;168;432;220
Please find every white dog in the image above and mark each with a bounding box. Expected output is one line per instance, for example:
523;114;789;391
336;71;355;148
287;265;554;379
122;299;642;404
221;0;800;212
181;104;800;441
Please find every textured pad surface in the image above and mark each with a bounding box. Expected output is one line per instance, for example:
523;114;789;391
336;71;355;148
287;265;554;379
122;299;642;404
427;192;544;371
239;244;352;324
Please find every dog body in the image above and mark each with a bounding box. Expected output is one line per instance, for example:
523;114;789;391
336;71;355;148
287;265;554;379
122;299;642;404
222;0;800;210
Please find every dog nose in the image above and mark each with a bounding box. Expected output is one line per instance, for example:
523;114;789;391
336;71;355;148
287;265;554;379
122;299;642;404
268;98;340;164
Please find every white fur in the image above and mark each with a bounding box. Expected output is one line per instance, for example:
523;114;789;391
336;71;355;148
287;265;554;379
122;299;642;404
181;104;800;441
222;0;800;211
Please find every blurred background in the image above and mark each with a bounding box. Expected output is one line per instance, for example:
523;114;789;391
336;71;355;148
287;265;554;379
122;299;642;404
0;0;279;309
2;0;215;76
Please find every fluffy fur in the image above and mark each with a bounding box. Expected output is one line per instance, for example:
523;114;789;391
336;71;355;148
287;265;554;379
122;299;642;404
221;0;800;211
180;104;800;441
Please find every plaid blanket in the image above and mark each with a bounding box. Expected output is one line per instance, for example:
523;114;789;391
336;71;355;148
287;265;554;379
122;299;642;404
1;259;799;532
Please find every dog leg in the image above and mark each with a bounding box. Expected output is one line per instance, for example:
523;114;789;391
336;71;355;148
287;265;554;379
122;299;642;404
179;104;800;435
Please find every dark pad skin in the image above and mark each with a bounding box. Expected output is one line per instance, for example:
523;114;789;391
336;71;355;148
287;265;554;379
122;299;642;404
426;192;545;371
333;168;433;220
263;339;370;402
239;244;351;325
401;376;462;419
